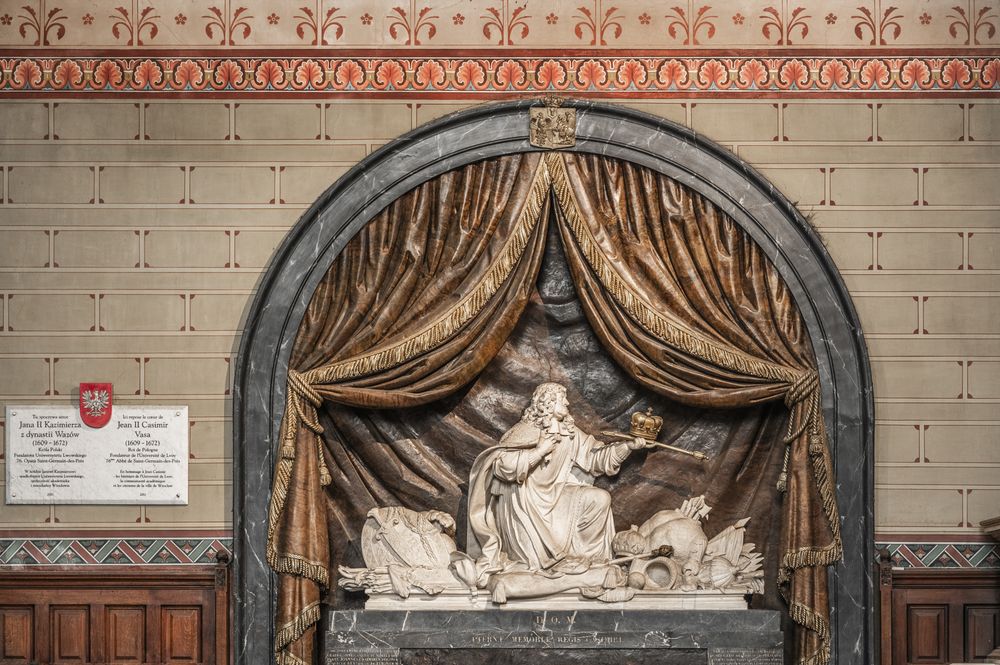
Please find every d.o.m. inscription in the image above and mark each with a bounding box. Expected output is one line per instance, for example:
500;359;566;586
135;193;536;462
708;647;783;664
327;648;400;665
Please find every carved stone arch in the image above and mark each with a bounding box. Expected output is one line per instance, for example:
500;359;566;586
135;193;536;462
233;100;875;664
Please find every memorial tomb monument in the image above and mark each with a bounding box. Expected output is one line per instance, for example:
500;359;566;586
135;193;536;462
233;100;875;665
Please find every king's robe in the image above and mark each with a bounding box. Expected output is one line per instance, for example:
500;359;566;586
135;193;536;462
468;419;631;573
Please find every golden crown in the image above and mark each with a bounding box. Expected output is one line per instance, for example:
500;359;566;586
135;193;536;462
629;407;663;441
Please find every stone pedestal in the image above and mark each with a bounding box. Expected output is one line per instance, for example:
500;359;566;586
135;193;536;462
324;609;783;665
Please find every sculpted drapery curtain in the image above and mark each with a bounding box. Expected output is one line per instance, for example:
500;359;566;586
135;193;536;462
268;152;842;665
268;153;552;664
550;154;842;665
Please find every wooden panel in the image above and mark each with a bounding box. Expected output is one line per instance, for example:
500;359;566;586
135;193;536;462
880;561;1000;665
106;606;145;663
906;605;948;663
0;606;34;661
161;606;203;663
965;605;999;661
0;557;229;665
50;606;90;663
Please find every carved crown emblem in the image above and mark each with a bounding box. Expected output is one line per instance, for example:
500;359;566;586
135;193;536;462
629;407;663;441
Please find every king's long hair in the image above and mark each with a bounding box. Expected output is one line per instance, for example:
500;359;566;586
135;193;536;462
521;382;575;429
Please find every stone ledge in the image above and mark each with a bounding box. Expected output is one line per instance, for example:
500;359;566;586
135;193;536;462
324;609;783;665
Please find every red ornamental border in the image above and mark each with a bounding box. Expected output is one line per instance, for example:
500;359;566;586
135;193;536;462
1;55;999;97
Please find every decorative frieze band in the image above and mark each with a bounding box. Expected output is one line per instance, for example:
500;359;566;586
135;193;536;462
0;536;232;565
881;541;1000;568
1;54;998;97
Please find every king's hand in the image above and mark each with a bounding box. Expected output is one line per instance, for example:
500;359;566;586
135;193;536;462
528;428;559;467
627;436;649;451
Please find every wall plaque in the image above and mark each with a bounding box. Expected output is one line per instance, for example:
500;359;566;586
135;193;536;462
5;406;188;505
327;649;400;665
708;648;783;664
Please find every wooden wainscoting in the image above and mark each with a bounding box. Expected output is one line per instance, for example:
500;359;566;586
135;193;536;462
880;553;1000;665
0;554;229;664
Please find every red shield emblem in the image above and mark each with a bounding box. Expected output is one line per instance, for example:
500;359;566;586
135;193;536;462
79;382;113;428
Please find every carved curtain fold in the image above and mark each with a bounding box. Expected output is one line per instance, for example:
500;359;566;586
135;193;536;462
550;153;841;665
267;152;842;665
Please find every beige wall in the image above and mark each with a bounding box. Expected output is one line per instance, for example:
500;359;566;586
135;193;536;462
1;98;997;538
0;0;997;557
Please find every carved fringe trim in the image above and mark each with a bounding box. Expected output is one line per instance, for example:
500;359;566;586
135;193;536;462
276;651;308;665
545;152;799;385
270;552;330;587
275;601;321;655
778;540;843;589
303;157;553;387
266;393;300;581
789;601;832;665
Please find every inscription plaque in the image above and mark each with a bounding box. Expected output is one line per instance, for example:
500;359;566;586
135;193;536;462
708;647;784;664
6;406;188;505
327;649;400;665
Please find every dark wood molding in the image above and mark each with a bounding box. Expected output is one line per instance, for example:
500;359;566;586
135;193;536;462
879;552;1000;665
0;553;230;664
888;568;1000;588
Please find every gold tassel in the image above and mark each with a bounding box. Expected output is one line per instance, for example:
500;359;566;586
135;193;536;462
317;436;331;487
266;391;300;574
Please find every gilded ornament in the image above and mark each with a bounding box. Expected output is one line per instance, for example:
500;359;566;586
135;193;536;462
530;100;576;149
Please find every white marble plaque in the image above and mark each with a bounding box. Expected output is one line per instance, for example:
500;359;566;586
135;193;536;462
5;406;188;505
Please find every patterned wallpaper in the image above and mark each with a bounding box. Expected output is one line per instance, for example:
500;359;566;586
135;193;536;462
0;0;996;49
0;0;997;568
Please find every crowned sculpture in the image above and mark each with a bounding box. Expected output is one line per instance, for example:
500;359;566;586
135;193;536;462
339;382;761;609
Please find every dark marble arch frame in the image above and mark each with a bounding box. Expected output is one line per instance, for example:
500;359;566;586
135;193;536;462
233;99;876;664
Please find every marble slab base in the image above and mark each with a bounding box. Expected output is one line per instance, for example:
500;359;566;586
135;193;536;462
363;588;750;611
324;609;783;665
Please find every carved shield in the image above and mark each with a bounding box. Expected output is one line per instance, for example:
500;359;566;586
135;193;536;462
79;382;113;428
361;506;456;569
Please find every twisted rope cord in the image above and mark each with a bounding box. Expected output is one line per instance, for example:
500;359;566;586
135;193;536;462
274;601;321;662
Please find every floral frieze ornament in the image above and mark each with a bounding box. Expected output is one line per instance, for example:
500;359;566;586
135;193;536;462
530;98;576;149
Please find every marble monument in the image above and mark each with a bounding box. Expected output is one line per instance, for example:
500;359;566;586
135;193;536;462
339;382;762;610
